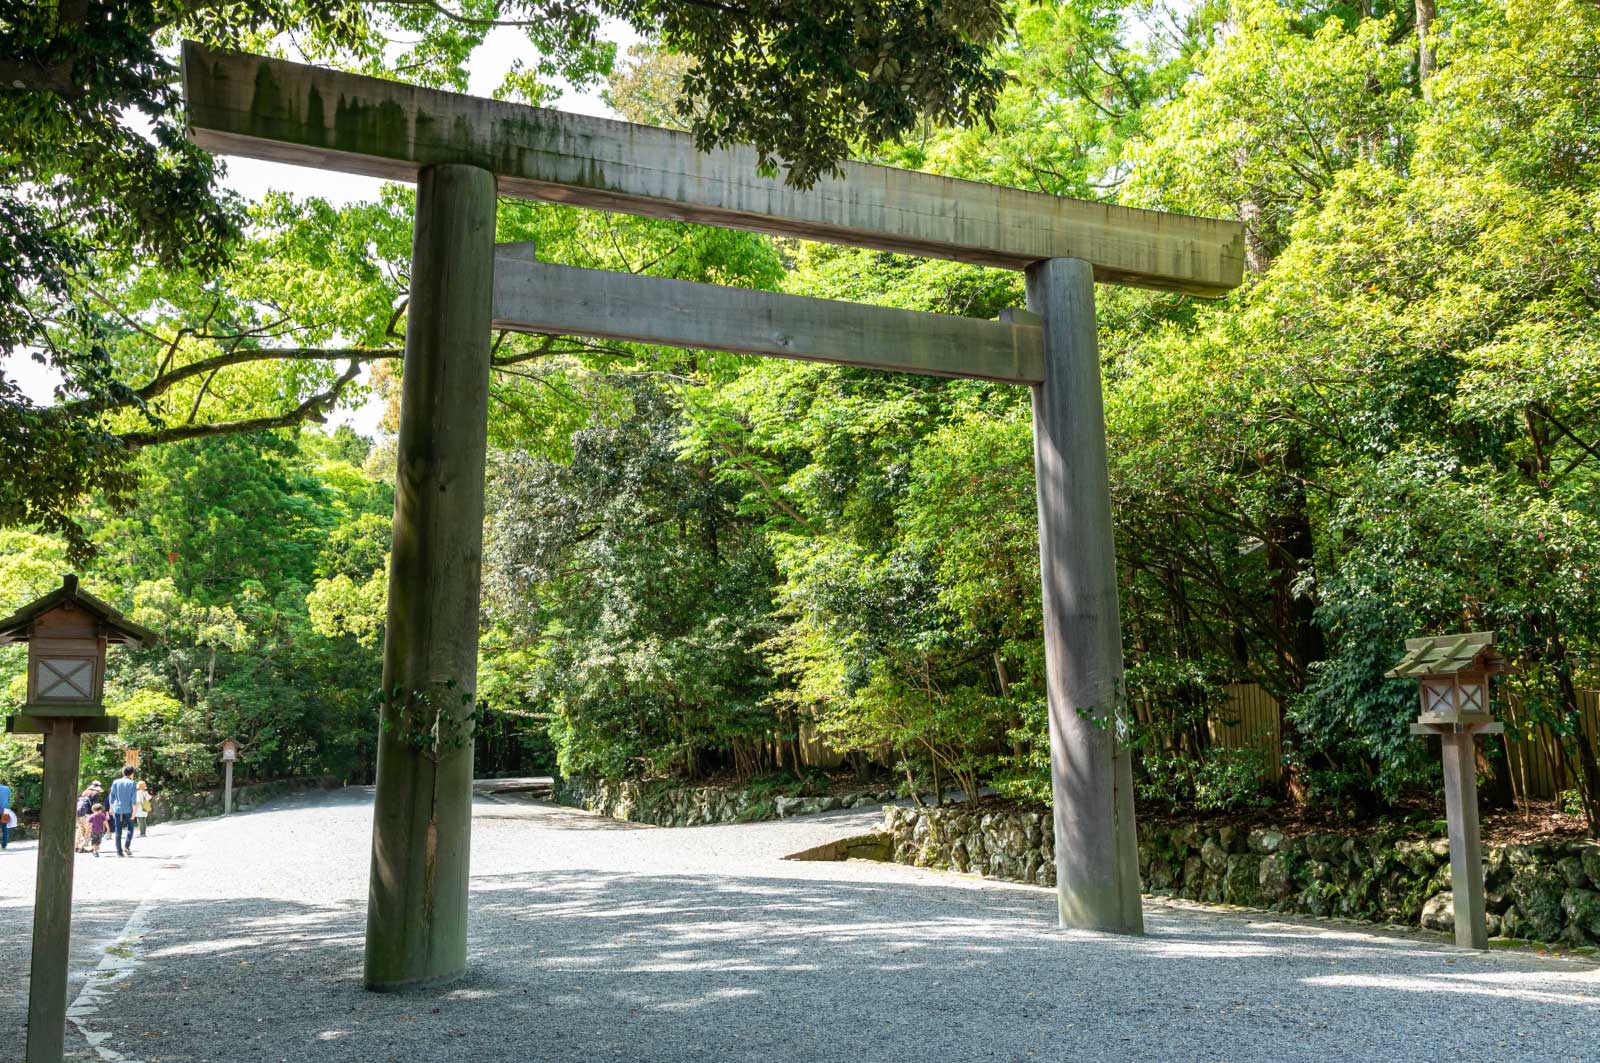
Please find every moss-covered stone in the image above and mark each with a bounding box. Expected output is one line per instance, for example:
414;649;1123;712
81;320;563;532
1580;844;1600;891
1560;888;1600;942
1148;857;1174;893
1557;855;1590;889
1484;848;1511;889
1260;852;1294;901
1499;905;1525;938
1511;867;1569;940
1394;839;1440;877
1420;892;1454;932
880;807;1598;946
1248;828;1284;854
1223;854;1264;906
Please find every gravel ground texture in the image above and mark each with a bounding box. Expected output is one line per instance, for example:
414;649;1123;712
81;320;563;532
3;785;1599;1063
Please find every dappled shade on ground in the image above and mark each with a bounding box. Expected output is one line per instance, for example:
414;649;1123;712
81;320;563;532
2;789;1596;1062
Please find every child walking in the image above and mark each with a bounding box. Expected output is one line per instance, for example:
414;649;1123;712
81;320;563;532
87;803;110;857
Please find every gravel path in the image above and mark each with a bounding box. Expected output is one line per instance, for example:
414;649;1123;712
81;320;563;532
4;786;1599;1063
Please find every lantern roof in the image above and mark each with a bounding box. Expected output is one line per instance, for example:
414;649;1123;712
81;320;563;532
1385;631;1508;680
0;574;157;649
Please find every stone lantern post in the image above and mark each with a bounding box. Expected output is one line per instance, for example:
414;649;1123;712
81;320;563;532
1;575;156;1063
1387;631;1509;949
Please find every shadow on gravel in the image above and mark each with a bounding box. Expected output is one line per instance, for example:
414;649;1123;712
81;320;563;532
0;894;169;1047
61;867;1600;1063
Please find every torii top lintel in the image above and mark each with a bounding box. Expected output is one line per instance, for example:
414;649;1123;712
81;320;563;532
180;42;1245;298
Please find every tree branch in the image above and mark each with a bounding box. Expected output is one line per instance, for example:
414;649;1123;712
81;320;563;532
119;361;363;448
48;345;402;422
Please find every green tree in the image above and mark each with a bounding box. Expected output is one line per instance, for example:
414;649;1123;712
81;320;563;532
483;379;777;780
2;0;1010;552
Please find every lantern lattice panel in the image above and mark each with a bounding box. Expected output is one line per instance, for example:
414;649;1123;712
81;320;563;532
1423;680;1455;716
35;658;94;700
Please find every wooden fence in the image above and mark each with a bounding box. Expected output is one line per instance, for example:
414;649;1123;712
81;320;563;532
1210;683;1286;785
1210;683;1600;800
1498;690;1600;802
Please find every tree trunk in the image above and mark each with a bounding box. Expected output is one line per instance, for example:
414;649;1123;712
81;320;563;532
1416;0;1437;98
1475;736;1514;811
1266;440;1325;802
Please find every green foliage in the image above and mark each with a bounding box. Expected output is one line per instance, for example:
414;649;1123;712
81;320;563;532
815;672;1012;804
483;379;779;781
1;0;1008;551
1128;0;1418;256
1137;745;1270;813
0;428;392;805
659;0;1009;187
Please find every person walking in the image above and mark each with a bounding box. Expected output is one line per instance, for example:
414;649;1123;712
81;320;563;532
74;782;101;853
134;780;153;838
0;776;11;850
108;766;139;857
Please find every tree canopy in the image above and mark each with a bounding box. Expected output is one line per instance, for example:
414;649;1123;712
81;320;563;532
0;0;1009;555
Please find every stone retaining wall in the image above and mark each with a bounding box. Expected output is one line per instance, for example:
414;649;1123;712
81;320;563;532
552;776;897;828
884;804;1600;947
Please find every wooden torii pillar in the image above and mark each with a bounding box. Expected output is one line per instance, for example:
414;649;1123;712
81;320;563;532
180;42;1244;987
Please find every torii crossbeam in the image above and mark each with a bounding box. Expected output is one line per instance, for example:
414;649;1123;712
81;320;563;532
181;42;1244;991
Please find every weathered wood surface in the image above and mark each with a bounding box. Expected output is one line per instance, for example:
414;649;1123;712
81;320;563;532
492;256;1046;385
26;719;83;1063
1440;731;1489;949
1027;257;1143;935
365;164;496;991
6;714;118;735
181;42;1245;296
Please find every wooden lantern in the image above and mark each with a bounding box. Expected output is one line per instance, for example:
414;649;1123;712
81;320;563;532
1387;631;1509;950
0;574;155;719
1385;631;1509;726
2;575;157;1063
221;738;239;762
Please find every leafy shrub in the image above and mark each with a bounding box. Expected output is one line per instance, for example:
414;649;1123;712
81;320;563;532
1136;745;1269;813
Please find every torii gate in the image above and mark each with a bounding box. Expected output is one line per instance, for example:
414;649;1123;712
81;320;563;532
180;42;1244;990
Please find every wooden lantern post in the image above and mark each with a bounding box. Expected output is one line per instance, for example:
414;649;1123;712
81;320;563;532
0;575;156;1063
1388;631;1509;949
221;738;239;815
